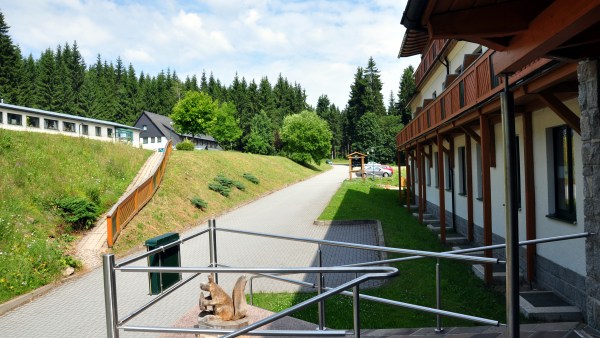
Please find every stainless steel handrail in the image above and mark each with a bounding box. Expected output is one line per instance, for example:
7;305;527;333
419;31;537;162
217;227;501;264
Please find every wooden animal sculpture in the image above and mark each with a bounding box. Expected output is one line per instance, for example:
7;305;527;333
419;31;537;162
199;274;248;321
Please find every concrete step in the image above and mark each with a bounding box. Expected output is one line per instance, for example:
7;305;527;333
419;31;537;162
426;224;442;233
520;291;583;322
423;218;440;226
403;204;418;211
564;325;600;338
471;264;525;285
412;212;432;219
451;245;484;256
439;233;468;246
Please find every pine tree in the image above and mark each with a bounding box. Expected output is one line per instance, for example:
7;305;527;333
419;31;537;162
0;11;22;104
396;65;416;125
363;57;386;116
346;67;367;146
387;90;395;115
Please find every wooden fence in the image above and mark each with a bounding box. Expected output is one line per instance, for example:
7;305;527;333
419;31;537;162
106;140;172;247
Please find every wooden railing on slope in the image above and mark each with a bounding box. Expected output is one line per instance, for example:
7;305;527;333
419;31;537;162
106;140;172;247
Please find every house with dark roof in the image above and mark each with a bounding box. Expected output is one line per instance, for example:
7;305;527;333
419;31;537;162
0;102;140;145
133;111;220;151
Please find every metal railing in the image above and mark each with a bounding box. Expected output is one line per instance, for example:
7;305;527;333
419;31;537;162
103;218;591;337
106;140;172;247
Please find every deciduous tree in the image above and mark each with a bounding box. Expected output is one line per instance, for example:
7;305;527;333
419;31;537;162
280;110;332;165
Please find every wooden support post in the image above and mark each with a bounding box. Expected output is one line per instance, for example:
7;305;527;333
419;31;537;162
523;112;537;283
437;133;446;244
480;114;493;284
417;142;424;223
405;148;412;210
466;134;474;242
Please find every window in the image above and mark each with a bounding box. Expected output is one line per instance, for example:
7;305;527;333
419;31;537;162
142;125;147;131
157;136;162;143
551;126;576;221
445;152;452;190
96;126;102;136
432;91;437;99
45;119;58;130
7;113;22;126
143;137;148;144
26;116;40;128
151;137;155;143
433;152;439;187
458;146;466;195
0;111;3;124
63;122;76;133
107;128;113;137
81;124;89;135
476;143;483;199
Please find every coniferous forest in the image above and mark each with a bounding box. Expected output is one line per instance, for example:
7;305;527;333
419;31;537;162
0;11;415;163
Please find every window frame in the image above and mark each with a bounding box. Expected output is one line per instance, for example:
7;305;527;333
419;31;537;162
7;113;22;126
95;126;102;137
458;146;467;195
45;119;59;130
550;125;576;222
63;121;76;133
26;116;40;128
107;128;113;138
81;124;89;135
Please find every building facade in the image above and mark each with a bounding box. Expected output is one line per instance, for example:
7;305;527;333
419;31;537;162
0;102;140;145
134;111;220;151
397;0;599;329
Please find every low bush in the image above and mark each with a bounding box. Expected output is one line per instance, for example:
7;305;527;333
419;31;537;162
232;180;245;191
175;139;195;151
215;174;233;187
208;182;230;197
54;196;99;231
242;173;260;184
190;197;208;210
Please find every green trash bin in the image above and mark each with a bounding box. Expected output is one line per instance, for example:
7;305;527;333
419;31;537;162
145;232;181;295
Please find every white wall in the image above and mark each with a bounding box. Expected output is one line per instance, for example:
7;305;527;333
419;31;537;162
139;136;168;151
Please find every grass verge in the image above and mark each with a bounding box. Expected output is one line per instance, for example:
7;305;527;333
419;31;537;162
111;151;330;255
251;178;505;329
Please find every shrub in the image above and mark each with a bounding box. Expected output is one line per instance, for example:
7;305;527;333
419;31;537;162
208;182;230;197
242;173;260;184
175;139;195;151
54;196;99;231
190;197;208;210
215;174;233;187
232;180;245;191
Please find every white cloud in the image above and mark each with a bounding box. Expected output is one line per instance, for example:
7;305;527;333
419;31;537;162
1;0;419;108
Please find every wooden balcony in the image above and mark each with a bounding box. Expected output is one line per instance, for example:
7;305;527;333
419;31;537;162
397;50;552;148
414;39;450;87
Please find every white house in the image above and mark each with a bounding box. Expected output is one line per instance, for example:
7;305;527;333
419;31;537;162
0;102;140;145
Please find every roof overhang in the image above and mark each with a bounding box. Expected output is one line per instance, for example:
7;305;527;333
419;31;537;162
398;0;600;73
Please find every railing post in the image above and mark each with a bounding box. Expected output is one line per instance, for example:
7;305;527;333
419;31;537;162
317;245;326;330
103;254;119;338
208;219;218;284
435;258;444;333
353;283;360;338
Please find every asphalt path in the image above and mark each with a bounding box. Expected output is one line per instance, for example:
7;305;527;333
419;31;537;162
0;164;384;337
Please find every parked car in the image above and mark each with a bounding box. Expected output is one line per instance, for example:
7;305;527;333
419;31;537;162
326;159;333;165
355;164;393;177
366;162;394;175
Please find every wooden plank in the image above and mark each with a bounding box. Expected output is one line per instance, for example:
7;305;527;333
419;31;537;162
537;91;581;134
493;0;600;73
461;125;481;144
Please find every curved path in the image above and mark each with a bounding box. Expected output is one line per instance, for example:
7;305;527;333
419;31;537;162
0;165;384;337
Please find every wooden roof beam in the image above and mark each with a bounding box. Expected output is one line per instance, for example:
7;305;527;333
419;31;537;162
461;126;481;144
493;0;600;74
537;91;581;135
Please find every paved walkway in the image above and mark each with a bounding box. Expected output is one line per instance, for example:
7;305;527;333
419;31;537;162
1;164;377;337
76;151;164;269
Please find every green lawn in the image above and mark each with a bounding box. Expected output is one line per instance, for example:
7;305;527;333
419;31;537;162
251;179;506;329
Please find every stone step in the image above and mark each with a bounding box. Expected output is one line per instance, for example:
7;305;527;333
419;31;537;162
439;233;468;246
403;204;418;211
423;218;439;226
426;224;442;233
520;291;583;322
412;212;432;219
471;264;525;284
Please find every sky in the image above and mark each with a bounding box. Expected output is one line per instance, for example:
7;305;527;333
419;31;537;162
2;0;420;109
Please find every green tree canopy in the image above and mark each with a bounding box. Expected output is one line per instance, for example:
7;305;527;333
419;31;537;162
281;110;332;165
209;101;242;150
353;112;383;162
396;65;416;125
170;91;217;137
244;110;274;155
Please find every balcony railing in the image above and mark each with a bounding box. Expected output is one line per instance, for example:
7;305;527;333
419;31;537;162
414;39;450;87
397;50;551;148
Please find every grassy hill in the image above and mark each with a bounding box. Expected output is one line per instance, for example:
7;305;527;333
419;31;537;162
0;128;330;303
0;129;152;303
112;150;330;254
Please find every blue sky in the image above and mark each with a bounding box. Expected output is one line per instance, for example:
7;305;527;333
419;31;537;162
2;0;419;108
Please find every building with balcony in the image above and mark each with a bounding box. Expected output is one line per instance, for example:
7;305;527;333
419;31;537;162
0;102;140;145
396;0;599;330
